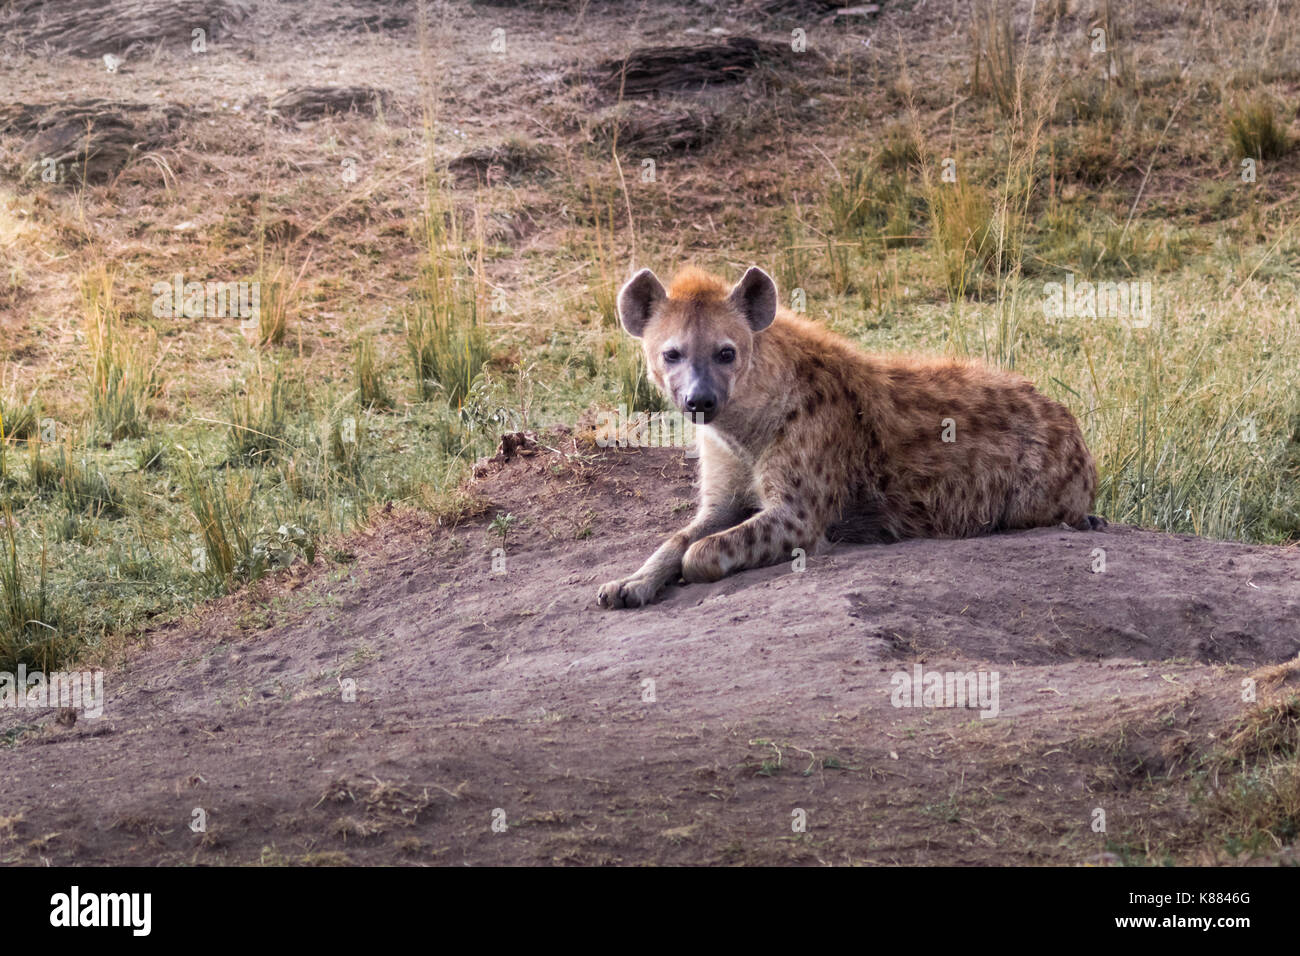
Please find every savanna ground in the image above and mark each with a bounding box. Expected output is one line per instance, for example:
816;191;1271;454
0;0;1298;865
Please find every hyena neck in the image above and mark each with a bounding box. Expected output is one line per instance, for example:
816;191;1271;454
696;423;755;470
711;399;783;454
709;335;791;453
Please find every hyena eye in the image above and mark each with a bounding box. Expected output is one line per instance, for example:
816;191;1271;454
663;349;683;364
716;347;736;364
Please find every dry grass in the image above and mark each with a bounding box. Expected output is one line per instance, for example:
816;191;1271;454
82;267;161;441
969;0;1019;118
1191;663;1300;859
1226;97;1292;161
0;509;66;671
353;335;392;412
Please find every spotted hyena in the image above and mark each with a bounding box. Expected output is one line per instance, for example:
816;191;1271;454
596;265;1102;609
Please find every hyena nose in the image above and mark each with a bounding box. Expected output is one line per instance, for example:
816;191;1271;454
685;392;717;414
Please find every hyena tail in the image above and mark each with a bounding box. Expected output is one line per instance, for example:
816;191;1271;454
1074;514;1108;531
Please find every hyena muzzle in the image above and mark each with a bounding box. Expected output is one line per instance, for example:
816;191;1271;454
596;265;1103;609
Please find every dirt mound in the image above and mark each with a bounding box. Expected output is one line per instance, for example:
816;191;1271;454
752;0;873;16
448;141;557;185
588;37;792;98
1;99;185;184
0;438;1297;865
595;104;717;154
312;4;411;33
267;86;394;124
0;0;253;56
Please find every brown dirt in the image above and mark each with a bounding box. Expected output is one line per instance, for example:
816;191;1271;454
2;434;1297;866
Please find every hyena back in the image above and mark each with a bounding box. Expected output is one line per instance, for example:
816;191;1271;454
596;265;1100;609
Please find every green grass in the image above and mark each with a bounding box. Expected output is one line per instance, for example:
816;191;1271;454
0;511;67;672
83;268;159;442
135;436;165;472
354;335;393;412
226;367;290;465
406;285;488;409
406;171;490;408
818;143;1300;544
22;440;123;519
1226;98;1291;162
825;160;921;254
179;455;258;592
939;270;1300;541
927;175;998;298
50;445;122;518
615;334;666;414
0;392;38;445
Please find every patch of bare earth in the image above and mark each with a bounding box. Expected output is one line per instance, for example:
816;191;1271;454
1;435;1297;865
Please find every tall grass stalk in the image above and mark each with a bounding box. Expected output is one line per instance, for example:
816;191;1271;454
178;456;256;592
407;176;489;408
0;509;65;671
82;268;160;441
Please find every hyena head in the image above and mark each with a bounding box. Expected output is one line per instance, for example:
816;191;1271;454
616;265;777;425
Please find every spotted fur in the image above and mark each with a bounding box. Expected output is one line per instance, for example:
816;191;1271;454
596;265;1100;609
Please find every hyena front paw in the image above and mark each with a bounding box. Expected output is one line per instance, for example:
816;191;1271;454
596;575;662;609
681;539;727;584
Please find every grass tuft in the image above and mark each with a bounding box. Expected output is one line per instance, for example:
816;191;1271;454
227;368;290;466
354;336;393;411
0;510;68;672
969;0;1019;117
615;334;666;414
82;268;160;442
407;183;490;409
1226;98;1291;161
178;457;257;592
927;175;996;298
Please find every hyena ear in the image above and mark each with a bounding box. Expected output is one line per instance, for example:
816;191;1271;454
617;268;666;338
728;266;777;332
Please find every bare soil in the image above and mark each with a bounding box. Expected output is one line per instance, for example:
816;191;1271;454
2;434;1297;865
